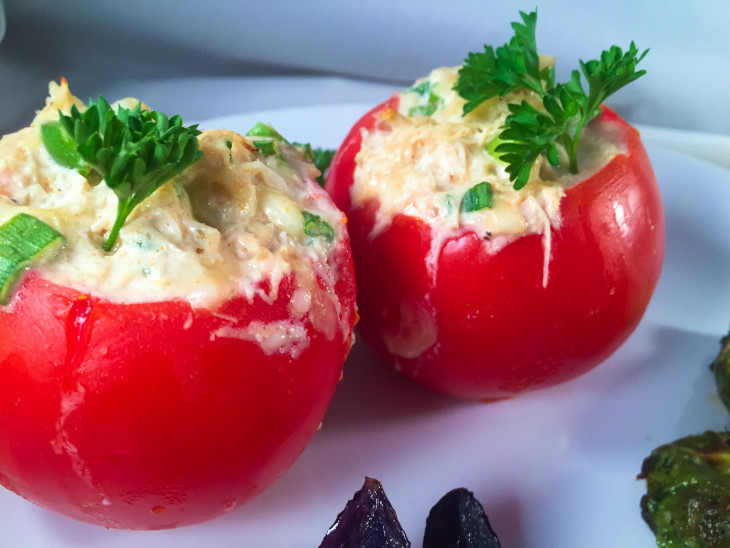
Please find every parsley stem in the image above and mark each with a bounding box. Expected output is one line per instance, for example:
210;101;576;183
104;199;135;251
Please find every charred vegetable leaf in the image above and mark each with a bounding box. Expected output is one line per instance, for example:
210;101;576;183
319;477;410;548
423;488;501;548
639;431;730;547
303;211;335;242
0;213;65;304
461;182;493;212
711;329;730;413
43;97;202;251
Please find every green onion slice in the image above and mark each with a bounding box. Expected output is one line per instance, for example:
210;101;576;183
246;123;288;156
302;211;334;242
0;213;65;304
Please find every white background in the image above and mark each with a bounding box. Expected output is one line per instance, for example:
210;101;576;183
1;1;729;136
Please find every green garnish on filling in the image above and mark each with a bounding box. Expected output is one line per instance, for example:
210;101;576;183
245;123;335;187
246;122;287;156
302;211;334;242
0;213;65;304
453;9;648;189
406;80;442;117
461;182;493;213
41;97;203;251
293;142;336;187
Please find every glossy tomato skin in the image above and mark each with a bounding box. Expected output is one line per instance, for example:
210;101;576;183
326;99;664;400
0;238;356;529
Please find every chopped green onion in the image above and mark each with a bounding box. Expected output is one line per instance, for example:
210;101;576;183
405;80;442;117
0;213;65;304
302;211;334;242
407;81;433;96
461;182;494;213
245;123;288;141
252;140;277;156
246;123;288;156
408;103;439;117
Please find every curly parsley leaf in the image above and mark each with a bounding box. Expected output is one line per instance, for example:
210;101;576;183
454;10;547;115
42;97;202;251
453;9;648;188
312;148;335;187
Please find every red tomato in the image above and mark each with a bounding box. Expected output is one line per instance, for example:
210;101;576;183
0;241;356;528
326;97;664;400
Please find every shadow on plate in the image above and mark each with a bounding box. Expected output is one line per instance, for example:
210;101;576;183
318;337;472;436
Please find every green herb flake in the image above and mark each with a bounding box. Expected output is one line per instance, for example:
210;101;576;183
0;213;65;304
405;80;442;117
302;211;334;242
461;182;493;213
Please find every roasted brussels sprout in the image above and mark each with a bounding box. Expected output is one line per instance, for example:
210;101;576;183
639;431;730;547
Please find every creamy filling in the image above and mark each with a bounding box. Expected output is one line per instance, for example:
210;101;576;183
0;81;349;351
353;65;622;288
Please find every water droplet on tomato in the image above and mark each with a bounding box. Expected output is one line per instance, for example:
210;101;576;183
222;498;237;512
151;505;166;515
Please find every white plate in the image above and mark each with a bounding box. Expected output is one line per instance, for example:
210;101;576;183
2;105;729;547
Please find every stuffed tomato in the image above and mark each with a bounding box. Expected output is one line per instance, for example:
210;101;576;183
0;81;356;529
326;40;664;400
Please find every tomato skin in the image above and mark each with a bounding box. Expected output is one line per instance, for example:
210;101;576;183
326;99;664;400
0;238;356;529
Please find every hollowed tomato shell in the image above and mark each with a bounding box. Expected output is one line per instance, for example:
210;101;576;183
0;238;356;529
326;97;664;400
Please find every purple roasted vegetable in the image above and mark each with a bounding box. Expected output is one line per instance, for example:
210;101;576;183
319;477;410;548
423;488;501;548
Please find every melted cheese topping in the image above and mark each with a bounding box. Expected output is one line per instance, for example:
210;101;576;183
353;66;621;284
0;81;349;350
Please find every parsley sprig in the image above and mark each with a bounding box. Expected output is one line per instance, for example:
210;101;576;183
42;97;202;251
454;10;648;189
